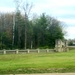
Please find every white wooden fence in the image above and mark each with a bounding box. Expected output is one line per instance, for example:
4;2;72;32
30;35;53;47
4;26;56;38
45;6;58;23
0;49;56;54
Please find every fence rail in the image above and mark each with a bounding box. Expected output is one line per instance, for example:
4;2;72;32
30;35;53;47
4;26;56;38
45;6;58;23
68;46;75;48
0;46;75;54
0;49;55;54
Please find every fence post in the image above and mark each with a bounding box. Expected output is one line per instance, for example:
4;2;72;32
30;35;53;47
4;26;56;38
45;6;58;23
16;49;19;54
27;49;30;53
37;49;40;53
4;49;6;54
46;49;49;53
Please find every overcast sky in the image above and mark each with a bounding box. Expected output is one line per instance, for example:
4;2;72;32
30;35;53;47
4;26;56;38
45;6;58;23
0;0;75;39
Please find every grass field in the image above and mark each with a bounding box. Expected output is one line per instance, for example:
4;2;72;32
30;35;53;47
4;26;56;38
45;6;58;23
0;49;75;74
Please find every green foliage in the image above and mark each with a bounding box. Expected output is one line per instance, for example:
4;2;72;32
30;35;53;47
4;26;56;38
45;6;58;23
0;43;6;49
68;39;74;46
14;11;24;49
39;46;49;49
0;13;13;49
32;13;64;48
0;13;65;49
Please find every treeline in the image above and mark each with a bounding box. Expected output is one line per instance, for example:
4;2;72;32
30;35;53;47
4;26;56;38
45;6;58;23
0;11;64;49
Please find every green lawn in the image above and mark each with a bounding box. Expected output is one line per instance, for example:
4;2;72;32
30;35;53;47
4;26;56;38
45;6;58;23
0;49;75;73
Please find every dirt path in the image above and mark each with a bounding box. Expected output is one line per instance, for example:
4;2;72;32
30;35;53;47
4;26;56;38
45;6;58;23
9;73;75;75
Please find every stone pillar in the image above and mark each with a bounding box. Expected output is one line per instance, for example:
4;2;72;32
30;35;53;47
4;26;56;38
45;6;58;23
55;40;58;52
65;40;69;51
55;39;63;52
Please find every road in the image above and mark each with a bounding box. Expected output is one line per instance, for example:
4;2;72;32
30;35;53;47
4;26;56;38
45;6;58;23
9;73;75;75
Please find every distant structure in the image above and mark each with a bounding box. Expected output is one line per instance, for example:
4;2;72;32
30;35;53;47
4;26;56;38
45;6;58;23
55;39;69;52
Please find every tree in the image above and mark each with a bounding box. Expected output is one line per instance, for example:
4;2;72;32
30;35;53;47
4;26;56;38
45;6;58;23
32;13;64;48
0;13;14;49
14;0;32;49
32;13;47;48
46;16;64;48
22;1;32;49
0;9;65;49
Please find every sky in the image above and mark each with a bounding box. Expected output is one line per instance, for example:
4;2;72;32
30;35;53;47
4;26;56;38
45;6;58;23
0;0;75;39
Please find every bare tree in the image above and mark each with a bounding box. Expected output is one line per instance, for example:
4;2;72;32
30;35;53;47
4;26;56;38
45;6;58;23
14;0;33;49
12;13;15;49
21;0;33;49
